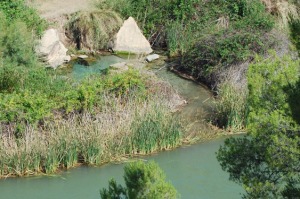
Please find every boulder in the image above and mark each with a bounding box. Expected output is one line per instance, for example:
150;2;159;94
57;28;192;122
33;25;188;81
113;17;153;54
36;29;70;68
78;55;88;59
146;54;160;62
110;62;129;73
64;55;71;62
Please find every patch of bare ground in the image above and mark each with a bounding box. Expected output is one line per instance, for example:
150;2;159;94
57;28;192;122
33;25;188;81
26;0;93;19
26;0;96;46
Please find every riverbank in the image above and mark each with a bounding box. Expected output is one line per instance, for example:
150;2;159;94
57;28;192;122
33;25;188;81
0;66;189;178
0;50;231;178
0;137;244;199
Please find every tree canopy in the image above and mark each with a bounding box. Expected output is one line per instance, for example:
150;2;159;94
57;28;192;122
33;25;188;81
100;161;179;199
217;53;300;198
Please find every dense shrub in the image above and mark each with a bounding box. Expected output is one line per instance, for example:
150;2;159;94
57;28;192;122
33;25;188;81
290;19;300;55
178;0;275;84
0;13;42;95
0;0;46;35
180;29;275;85
217;53;300;198
0;69;146;125
2;22;38;67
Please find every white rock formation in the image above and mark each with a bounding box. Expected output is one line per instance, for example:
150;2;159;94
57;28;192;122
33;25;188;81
36;29;70;68
113;17;153;54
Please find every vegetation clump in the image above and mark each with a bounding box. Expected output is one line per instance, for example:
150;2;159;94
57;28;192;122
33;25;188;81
179;0;275;85
0;68;183;177
67;10;122;50
0;0;46;35
100;161;179;199
290;19;300;54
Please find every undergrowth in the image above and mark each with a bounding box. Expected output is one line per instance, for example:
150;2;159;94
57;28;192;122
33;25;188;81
290;19;300;55
0;0;46;35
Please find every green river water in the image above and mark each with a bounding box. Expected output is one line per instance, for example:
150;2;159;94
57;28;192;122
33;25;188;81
0;56;244;199
0;138;243;199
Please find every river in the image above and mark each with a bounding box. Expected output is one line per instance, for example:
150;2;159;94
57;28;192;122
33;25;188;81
0;55;244;198
0;138;243;199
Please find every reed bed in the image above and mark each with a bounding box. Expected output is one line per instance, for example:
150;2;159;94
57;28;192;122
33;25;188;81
0;77;183;178
214;82;248;131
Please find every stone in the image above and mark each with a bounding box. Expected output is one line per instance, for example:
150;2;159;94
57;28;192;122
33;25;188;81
37;29;60;55
36;29;70;68
146;54;160;62
78;55;88;59
64;55;71;62
113;17;153;54
47;41;68;68
77;59;89;66
110;62;129;72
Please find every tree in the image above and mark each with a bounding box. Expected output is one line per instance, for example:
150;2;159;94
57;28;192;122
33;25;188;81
100;161;179;199
217;53;300;198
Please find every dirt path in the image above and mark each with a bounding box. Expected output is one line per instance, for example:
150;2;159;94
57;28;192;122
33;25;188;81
27;0;93;19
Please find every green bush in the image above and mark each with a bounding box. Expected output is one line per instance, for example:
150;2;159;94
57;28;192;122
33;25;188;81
178;0;275;85
0;68;148;125
100;161;179;199
290;19;300;55
217;53;300;198
0;0;46;35
2;21;38;67
0;64;22;93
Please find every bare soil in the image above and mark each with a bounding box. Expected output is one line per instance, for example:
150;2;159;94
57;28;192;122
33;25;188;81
27;0;93;19
27;0;96;45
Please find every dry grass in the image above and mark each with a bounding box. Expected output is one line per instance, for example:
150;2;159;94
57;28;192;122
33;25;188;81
214;62;249;131
66;10;122;50
0;76;183;178
261;0;299;28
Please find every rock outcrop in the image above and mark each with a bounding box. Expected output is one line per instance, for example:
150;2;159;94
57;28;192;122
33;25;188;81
113;17;153;54
36;29;70;68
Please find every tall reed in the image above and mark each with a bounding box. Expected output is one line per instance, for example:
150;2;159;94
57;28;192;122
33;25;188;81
214;81;248;131
0;77;183;177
